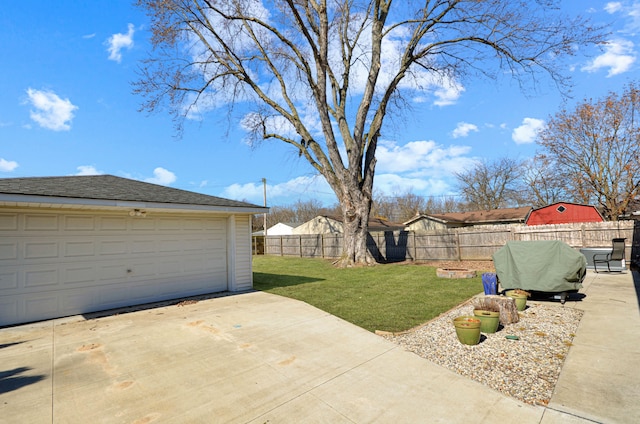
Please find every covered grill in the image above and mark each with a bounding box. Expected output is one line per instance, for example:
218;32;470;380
492;240;587;303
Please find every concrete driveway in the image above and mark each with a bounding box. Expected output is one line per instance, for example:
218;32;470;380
1;270;639;423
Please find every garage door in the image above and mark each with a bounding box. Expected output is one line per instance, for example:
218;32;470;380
0;210;228;327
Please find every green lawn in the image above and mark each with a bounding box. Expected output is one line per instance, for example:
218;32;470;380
252;256;485;333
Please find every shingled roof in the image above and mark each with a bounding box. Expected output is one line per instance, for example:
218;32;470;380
405;206;532;226
0;175;266;211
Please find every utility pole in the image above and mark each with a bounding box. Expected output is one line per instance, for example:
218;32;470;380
262;178;267;238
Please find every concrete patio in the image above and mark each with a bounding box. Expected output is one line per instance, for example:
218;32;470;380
1;269;638;423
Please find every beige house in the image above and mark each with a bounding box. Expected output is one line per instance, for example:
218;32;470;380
0;175;267;327
292;215;404;234
404;206;532;232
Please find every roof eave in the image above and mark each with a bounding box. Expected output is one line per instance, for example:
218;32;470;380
0;194;268;214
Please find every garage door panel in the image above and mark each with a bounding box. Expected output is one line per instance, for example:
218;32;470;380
158;260;183;275
159;239;182;252
132;239;156;253
25;268;58;288
64;215;95;230
24;214;59;231
63;265;97;285
98;263;130;282
0;298;18;324
98;217;127;230
24;241;59;259
64;240;95;257
24;294;60;319
0;241;18;260
0;213;18;230
99;240;128;255
0;270;18;290
62;290;97;313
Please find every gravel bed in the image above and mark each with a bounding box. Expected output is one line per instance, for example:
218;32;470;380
382;300;583;405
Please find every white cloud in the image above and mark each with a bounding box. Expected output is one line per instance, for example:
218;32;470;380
25;88;78;131
144;167;177;185
75;165;103;176
222;175;334;205
512;118;545;144
82;33;96;39
432;81;465;106
605;2;623;14
0;158;18;172
451;122;479;138
376;139;474;175
106;23;135;63
582;39;636;77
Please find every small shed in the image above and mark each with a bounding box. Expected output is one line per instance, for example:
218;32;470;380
526;202;604;226
0;175;267;327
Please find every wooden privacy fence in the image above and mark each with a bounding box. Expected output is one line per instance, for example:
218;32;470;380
258;221;638;263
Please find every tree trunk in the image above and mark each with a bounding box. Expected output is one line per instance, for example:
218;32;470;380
337;191;375;267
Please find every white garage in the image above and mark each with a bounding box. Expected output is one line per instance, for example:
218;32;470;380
0;175;267;327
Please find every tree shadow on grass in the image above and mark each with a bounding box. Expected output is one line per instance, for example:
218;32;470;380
0;367;46;394
253;272;325;289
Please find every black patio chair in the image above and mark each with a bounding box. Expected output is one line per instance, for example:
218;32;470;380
593;238;626;273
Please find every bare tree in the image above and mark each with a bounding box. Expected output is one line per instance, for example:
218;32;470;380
424;195;461;214
292;199;328;223
521;156;573;207
537;82;640;220
371;190;396;221
455;157;523;210
372;190;425;222
135;0;603;265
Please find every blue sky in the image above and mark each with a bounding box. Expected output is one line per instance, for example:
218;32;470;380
1;1;638;207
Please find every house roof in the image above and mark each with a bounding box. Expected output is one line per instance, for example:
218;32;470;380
0;175;267;213
314;214;405;231
530;201;600;212
406;206;532;225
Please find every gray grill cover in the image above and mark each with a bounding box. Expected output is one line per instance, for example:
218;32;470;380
492;240;586;292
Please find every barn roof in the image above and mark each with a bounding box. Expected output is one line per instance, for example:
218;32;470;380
0;175;267;213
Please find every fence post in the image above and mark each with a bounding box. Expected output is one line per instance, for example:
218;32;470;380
455;230;461;261
280;236;283;256
581;224;586;248
413;231;417;261
299;235;303;257
321;234;325;258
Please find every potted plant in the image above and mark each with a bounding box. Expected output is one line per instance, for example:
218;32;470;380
472;298;501;333
505;289;530;311
452;316;481;345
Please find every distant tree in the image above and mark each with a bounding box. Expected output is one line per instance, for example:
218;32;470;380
292;199;327;223
536;83;640;220
264;205;296;229
371;190;396;221
455;157;523;210
371;190;426;222
394;191;427;222
521;156;573;207
424;196;462;214
135;0;603;265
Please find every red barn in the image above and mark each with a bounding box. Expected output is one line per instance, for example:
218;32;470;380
526;202;604;226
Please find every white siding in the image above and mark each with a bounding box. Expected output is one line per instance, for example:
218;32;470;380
233;215;253;291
